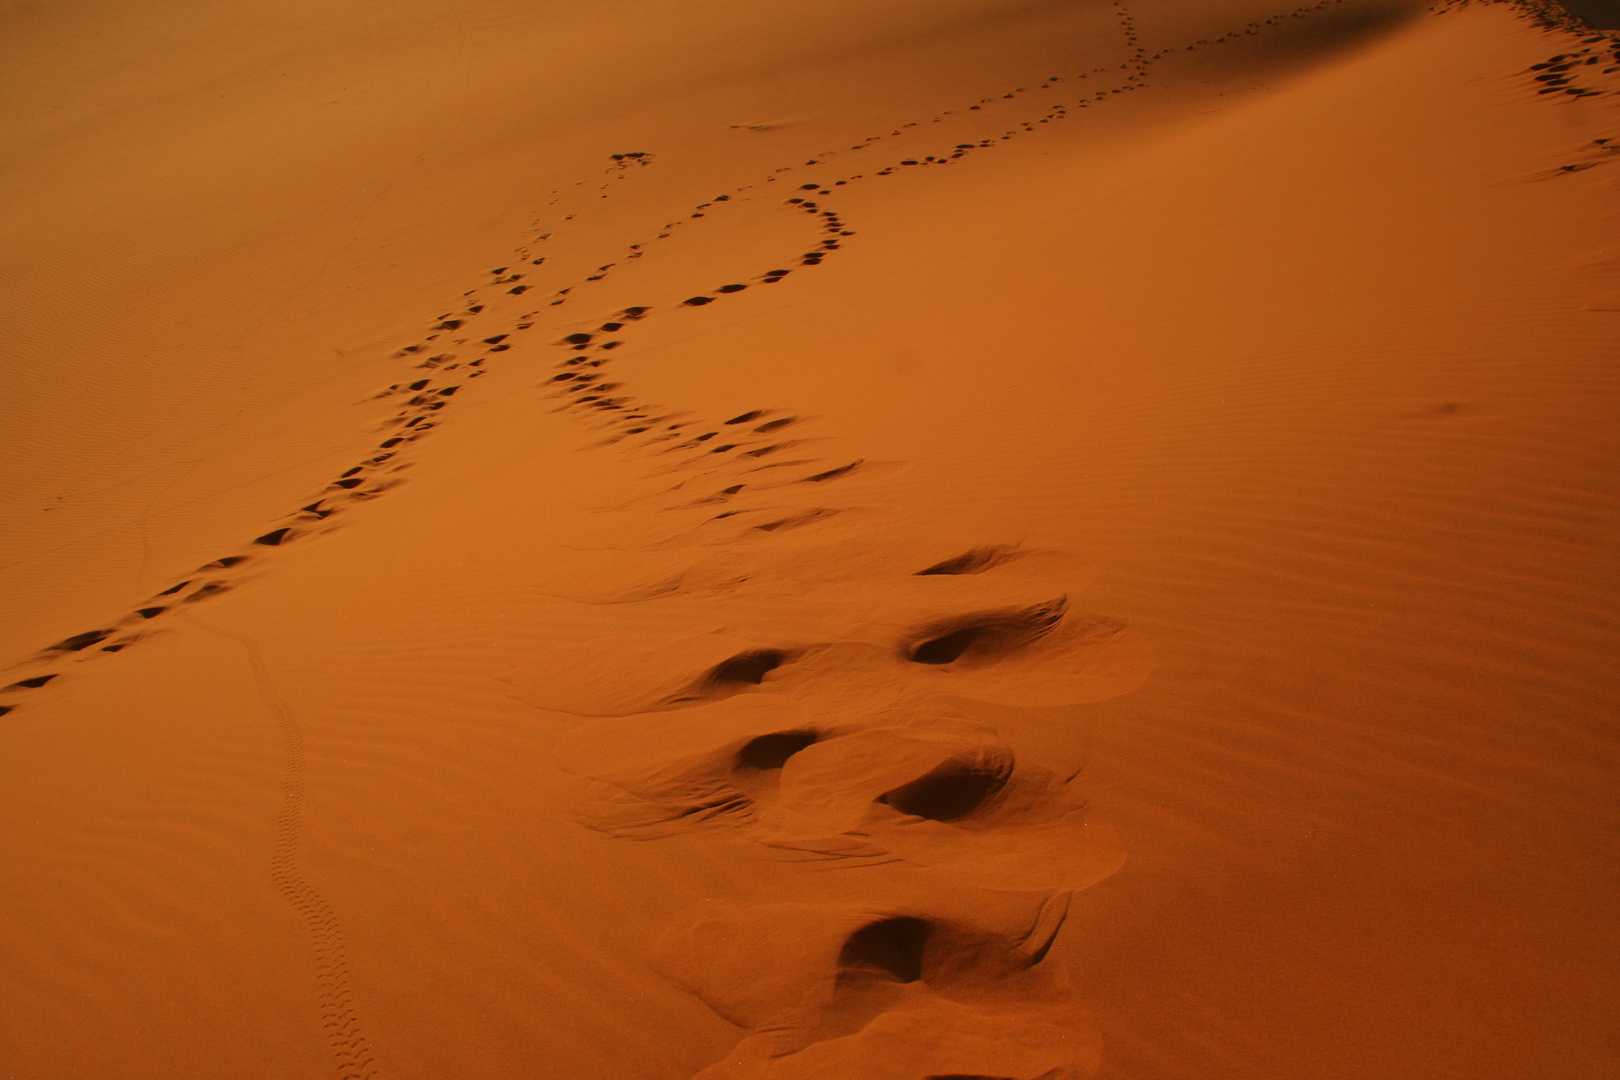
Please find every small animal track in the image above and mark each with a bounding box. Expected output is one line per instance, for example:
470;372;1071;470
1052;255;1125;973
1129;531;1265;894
185;615;377;1080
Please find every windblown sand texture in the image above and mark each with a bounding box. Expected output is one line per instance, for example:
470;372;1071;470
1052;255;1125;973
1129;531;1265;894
3;1;1619;1078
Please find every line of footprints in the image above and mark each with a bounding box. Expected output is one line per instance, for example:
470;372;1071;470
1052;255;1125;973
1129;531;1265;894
0;0;1129;709
503;8;1620;1077
6;16;1608;1063
512;524;1154;1078
1;0;1440;715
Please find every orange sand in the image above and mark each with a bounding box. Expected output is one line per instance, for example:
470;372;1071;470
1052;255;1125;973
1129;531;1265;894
2;2;1618;1078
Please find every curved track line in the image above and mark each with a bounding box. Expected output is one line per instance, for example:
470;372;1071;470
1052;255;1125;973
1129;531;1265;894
184;613;379;1080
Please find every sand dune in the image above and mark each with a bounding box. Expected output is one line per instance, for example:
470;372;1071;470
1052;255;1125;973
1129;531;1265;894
2;1;1618;1078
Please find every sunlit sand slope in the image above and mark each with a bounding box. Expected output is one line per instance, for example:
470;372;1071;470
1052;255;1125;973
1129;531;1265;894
2;2;1617;1080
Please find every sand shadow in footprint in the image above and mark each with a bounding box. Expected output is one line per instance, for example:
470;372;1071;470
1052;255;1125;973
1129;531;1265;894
552;691;1123;893
656;889;1099;1079
509;583;1150;718
513;539;1150;718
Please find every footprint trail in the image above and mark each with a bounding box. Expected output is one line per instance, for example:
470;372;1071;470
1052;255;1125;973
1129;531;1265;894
4;3;1611;1076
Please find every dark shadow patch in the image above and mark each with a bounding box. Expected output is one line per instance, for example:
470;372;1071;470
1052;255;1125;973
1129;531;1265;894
47;630;113;653
7;674;57;690
905;599;1067;666
915;546;1021;576
755;508;840;532
254;528;293;547
705;649;788;688
1559;0;1620;30
735;730;820;771
802;461;859;483
662;649;799;709
839;918;930;983
879;761;1006;822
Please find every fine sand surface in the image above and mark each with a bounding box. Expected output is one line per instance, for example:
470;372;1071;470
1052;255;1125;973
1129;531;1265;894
3;2;1619;1078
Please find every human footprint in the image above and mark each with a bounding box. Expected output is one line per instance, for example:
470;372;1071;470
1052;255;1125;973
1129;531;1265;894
553;691;1123;892
654;890;1100;1079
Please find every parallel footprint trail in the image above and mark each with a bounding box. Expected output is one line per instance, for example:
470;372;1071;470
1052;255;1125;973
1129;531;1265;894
9;0;1602;711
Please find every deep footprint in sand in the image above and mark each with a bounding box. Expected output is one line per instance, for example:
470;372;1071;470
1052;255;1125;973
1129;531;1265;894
654;889;1100;1080
514;541;1151;715
550;690;1123;892
7;0;1337;696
